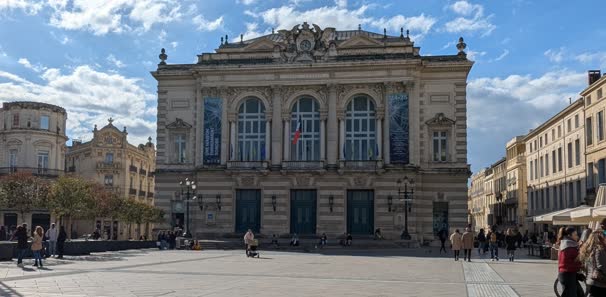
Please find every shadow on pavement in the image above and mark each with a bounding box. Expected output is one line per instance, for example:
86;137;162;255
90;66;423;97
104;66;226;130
0;281;24;297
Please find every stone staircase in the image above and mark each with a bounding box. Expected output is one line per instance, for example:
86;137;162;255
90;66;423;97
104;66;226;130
188;238;418;251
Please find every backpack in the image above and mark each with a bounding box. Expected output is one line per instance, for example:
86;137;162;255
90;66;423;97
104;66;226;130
490;233;497;242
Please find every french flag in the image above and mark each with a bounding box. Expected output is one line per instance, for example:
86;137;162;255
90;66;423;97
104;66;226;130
292;116;302;144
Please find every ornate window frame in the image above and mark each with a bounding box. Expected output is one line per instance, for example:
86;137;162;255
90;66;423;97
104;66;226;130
166;118;192;164
425;113;455;163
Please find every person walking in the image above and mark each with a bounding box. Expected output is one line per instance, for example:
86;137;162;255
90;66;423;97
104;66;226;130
57;226;67;259
438;228;448;254
0;226;6;241
31;226;44;268
558;226;584;297
462;228;474;262
477;229;486;255
578;231;606;297
450;229;462;261
46;223;58;257
244;229;254;255
505;228;517;262
488;228;499;261
11;225;29;267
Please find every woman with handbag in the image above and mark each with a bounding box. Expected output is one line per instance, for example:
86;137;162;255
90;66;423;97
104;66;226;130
558;226;583;297
578;231;606;296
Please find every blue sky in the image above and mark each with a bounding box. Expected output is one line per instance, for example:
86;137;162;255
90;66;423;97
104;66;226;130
0;0;605;173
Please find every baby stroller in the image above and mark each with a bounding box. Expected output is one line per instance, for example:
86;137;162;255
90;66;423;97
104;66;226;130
247;239;260;258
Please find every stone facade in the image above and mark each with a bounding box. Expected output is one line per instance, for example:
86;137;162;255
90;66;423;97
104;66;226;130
505;136;527;229
152;23;473;241
582;71;606;203
468;169;486;232
0;101;68;231
65;119;156;240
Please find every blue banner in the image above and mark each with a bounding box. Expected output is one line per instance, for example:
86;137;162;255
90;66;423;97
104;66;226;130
388;93;409;164
203;98;222;165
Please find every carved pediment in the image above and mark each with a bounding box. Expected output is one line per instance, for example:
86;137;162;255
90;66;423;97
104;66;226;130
425;113;455;126
338;35;384;48
166;118;192;129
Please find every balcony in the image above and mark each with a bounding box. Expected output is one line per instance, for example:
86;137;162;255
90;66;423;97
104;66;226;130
226;161;268;170
339;160;381;171
138;191;146;197
282;160;325;170
0;167;64;178
139;168;147;176
129;165;137;173
129;188;137;195
96;162;121;170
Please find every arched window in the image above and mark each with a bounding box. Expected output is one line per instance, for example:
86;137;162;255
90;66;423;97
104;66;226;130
237;98;266;161
345;95;376;160
290;97;320;161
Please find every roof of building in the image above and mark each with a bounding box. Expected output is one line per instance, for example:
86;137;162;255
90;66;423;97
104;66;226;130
1;101;67;114
524;98;584;139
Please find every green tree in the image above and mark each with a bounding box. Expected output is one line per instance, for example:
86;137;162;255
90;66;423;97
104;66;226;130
0;172;49;219
47;176;96;237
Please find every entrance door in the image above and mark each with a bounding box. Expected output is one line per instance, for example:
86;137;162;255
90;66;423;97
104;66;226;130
236;190;261;233
31;213;51;233
3;213;17;229
290;190;317;235
347;190;374;235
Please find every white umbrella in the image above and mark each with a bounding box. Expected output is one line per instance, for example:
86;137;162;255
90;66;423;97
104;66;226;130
589;184;606;229
571;205;606;223
534;208;575;224
551;205;591;225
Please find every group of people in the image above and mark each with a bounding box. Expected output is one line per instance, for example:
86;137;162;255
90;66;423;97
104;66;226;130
557;220;606;297
439;226;521;262
447;228;474;261
156;231;177;250
4;223;68;268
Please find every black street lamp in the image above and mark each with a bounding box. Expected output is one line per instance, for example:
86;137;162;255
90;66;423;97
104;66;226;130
179;177;197;238
397;176;415;240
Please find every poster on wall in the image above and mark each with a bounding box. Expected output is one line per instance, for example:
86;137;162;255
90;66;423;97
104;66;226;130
388;93;409;164
203;97;222;165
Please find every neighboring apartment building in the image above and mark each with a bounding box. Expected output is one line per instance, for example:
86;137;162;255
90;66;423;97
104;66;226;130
0;101;68;231
468;169;486;232
582;70;606;205
525;98;586;230
505;136;527;229
489;158;507;228
66;119;156;240
152;23;474;240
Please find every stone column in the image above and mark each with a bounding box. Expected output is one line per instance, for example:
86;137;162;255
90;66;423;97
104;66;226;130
271;86;282;166
283;119;290;161
265;120;271;161
327;84;338;166
320;117;326;161
339;117;345;160
376;116;383;159
229;118;236;161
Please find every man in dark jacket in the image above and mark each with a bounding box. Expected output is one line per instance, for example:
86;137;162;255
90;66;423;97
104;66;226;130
12;225;29;267
57;226;67;259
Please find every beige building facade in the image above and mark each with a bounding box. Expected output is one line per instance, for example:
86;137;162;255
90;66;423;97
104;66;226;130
505;136;527;228
582;70;606;204
0;101;68;231
468;169;486;232
525;99;586;230
152;23;473;241
66;119;156;240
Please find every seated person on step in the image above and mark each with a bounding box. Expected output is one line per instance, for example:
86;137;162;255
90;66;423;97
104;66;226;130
271;234;279;247
290;234;299;246
318;233;327;248
374;228;384;240
346;233;353;246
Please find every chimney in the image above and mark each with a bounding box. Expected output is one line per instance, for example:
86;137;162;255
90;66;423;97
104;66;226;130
588;70;601;85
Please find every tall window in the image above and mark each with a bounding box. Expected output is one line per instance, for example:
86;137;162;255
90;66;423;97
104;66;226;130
559;184;564;209
552;129;555;141
587;117;593;145
554;186;559;210
530;160;534;180
575;114;579;128
9;149;17;168
546;187;550;210
174;133;186;163
568;182;574;208
600;159;606;184
588;162;595;189
237;97;266;161
104;175;113;186
290;97;320;161
12;114;19;127
545;153;549;176
345;96;376;161
529;191;534;212
598;88;603;99
37;151;49;169
541;189;545;209
599;111;604;141
567;118;572;132
576;180;582;206
40;115;49;130
535;158;538;179
540;157;544;177
539;136;543;147
558;126;562;138
552;150;556;174
545;133;548;144
575;139;581;166
567;142;573;168
558;147;563;171
105;152;114;164
432;131;448;162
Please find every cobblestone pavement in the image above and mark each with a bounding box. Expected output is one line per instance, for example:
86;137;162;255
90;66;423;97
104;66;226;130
0;248;556;297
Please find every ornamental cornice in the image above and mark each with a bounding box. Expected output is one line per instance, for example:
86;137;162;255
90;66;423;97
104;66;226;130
384;82;406;94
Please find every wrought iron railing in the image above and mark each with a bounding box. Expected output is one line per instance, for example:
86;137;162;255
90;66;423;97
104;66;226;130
282;160;324;170
96;162;121;170
226;161;268;170
129;165;137;173
341;160;379;170
139;191;146;197
0;167;64;177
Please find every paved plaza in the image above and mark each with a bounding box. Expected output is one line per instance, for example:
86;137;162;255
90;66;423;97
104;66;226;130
0;248;557;297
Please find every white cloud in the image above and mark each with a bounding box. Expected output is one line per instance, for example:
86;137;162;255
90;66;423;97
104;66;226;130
238;0;257;5
0;0;43;15
544;47;565;63
335;0;347;8
170;41;178;49
494;49;509;61
466;50;486;61
192;15;224;31
444;1;495;37
370;14;437;40
48;0;185;35
575;51;606;68
106;54;126;68
0;65;156;145
467;69;586;170
158;29;167;42
18;58;47;73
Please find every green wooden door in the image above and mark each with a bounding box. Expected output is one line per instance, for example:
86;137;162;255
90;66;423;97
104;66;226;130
290;190;317;235
347;190;374;235
235;190;261;233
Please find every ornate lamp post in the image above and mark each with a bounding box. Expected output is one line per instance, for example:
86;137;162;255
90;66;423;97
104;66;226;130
179;178;197;238
397;176;415;240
